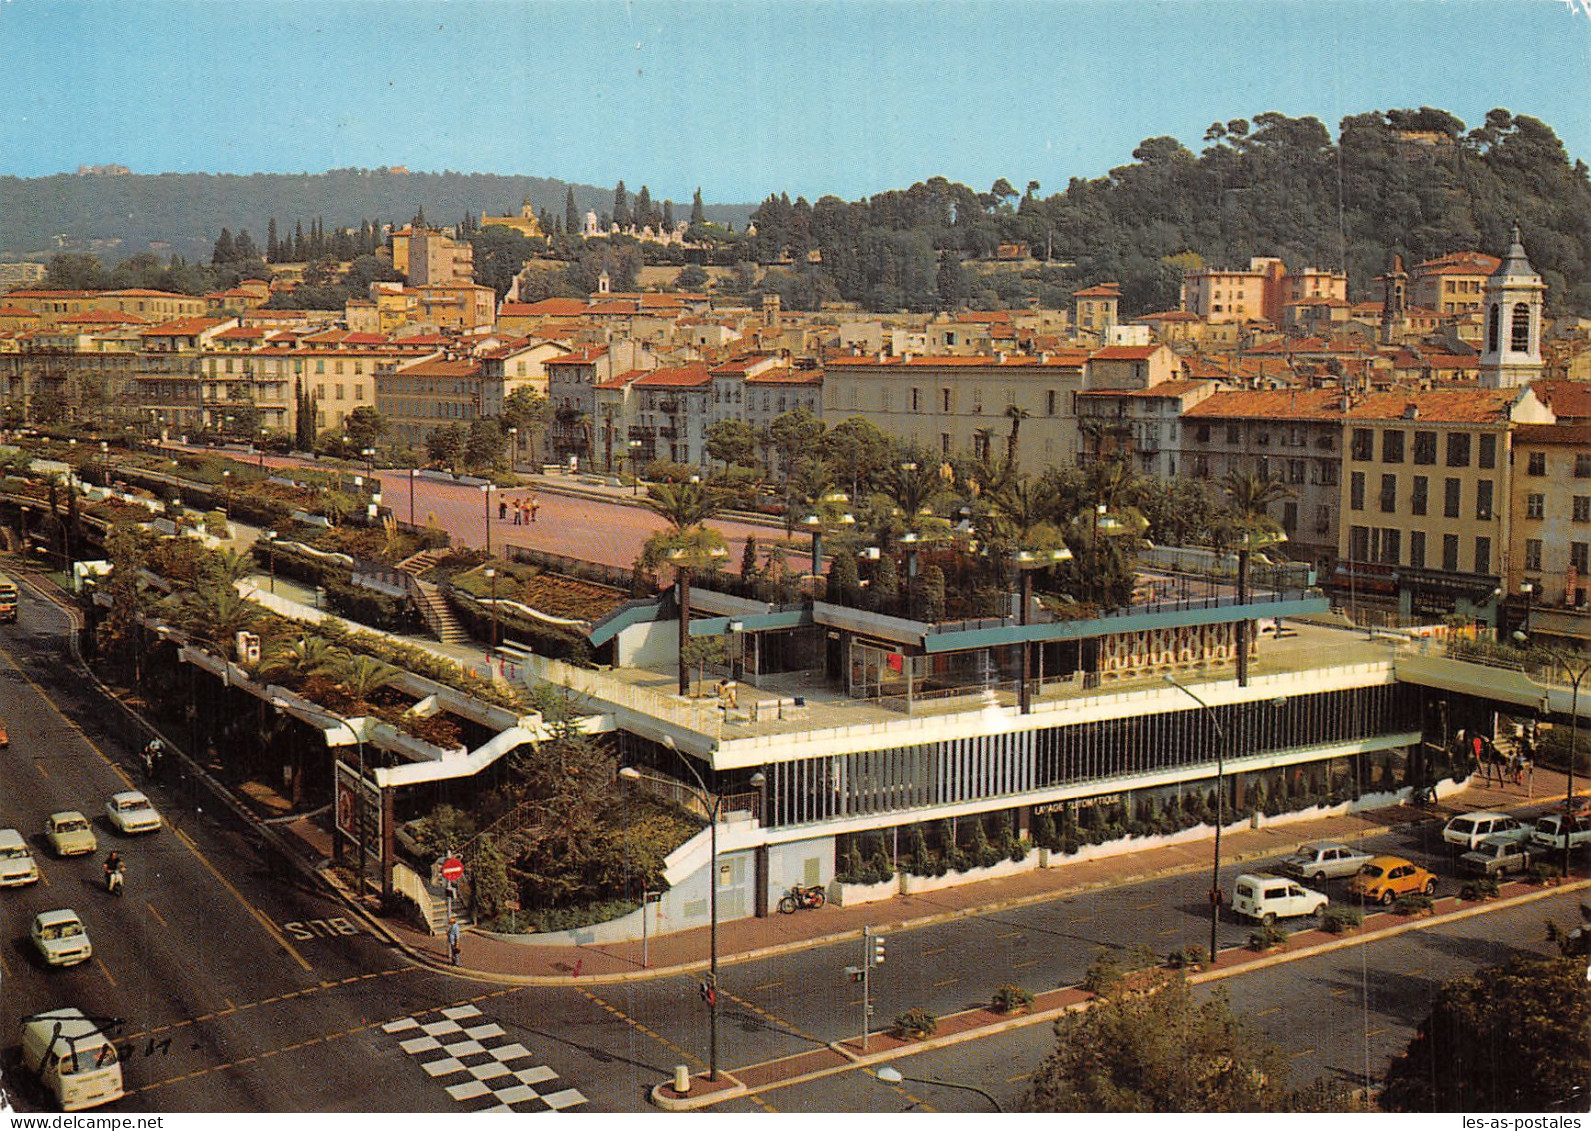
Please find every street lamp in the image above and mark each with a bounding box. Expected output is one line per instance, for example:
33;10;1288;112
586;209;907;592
483;568;498;650
629;439;643;495
408;468;417;527
98;441;109;488
617;762;764;1083
263;529;277;594
220;469;230;514
1513;632;1588;880
1011;545;1072;713
875;1066;1002;1112
362;447;376;480
481;483;494;557
507;427;518;471
1520;582;1535;638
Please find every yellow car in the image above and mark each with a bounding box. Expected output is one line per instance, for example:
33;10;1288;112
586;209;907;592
1347;855;1437;906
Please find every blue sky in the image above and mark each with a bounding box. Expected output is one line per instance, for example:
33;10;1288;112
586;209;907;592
2;0;1586;203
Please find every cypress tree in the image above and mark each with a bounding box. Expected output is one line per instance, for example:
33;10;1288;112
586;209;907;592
564;187;579;235
612;180;631;229
663;199;675;229
690;188;705;225
266;217;279;262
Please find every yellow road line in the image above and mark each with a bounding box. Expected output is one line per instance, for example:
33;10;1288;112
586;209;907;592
94;956;118;987
751;981;782;992
576;987;700;1067
34;762;48;778
931;977;957;987
0;635;130;787
921;946;947;957
1006;1072;1032;1083
145;900;168;927
172;825;312;972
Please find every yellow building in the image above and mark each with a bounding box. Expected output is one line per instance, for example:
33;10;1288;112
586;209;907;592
1510;421;1591;645
480;198;546;240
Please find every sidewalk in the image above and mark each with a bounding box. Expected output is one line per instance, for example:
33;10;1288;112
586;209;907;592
367;765;1580;984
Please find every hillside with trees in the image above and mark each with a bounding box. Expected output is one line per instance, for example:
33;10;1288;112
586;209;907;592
0;168;753;265
741;107;1591;316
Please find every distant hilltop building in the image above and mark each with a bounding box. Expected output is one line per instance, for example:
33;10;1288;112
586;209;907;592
0;262;47;292
75;164;132;176
481;198;546;240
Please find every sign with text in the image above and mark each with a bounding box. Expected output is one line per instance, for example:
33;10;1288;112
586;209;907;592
333;760;381;857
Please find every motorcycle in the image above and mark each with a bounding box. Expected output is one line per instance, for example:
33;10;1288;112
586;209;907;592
777;884;826;914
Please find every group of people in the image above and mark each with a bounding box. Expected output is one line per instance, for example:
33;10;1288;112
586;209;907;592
496;495;541;525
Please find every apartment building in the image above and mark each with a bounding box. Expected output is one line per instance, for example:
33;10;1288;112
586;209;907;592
1072;283;1120;342
1509;421;1591;645
633;364;714;466
1410;251;1500;317
377;356;493;447
821;351;1088;470
545;341;659;467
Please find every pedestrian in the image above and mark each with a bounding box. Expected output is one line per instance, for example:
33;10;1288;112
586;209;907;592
529;496;540;524
512;498;523;525
447;917;461;966
498;499;508;521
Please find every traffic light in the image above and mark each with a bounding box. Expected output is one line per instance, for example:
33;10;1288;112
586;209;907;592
845;965;864;983
871;932;886;968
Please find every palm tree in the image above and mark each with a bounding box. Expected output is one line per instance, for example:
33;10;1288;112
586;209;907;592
1005;404;1030;467
1220;468;1294;521
335;653;403;704
166;582;259;652
880;451;944;525
644;482;729;695
258;635;347;685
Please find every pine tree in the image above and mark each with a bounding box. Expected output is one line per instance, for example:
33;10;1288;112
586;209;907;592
266;217;279;262
234;230;258;262
211;228;235;265
564;187;579;235
690;188;706;226
612;180;631;229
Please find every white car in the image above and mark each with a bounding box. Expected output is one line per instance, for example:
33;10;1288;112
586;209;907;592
1231;873;1330;925
30;909;93;967
44;812;97;857
1278;841;1374;883
1441;811;1531;851
0;827;40;886
1530;813;1591;852
105;791;162;835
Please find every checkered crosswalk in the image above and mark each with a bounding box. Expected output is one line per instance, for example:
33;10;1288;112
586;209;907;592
382;1005;587;1112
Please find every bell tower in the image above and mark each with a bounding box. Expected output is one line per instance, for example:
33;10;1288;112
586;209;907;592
1479;222;1545;388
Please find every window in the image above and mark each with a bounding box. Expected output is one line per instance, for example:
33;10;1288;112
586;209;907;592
1047;390;1058;416
1442;534;1459;572
1288;459;1305;484
1380;529;1401;565
1512;302;1531;352
315;360;325;375
1282;501;1297;532
1487;303;1500;354
1525;539;1543;571
1527;493;1545;519
1446;432;1470;467
1528;451;1547;476
1478;434;1496;469
1351;428;1373;460
1573;542;1590;573
1444;478;1461;518
315;384;325;400
941;388;952;412
1411;476;1428;516
1476;480;1494;521
1382;430;1404;463
335;384;345;401
1379;474;1397;513
1350;471;1365;511
940;433;951;456
1226;425;1240;445
1575;497;1591;523
911;387;921;413
1349;525;1369;561
1410;530;1426;568
1413;431;1437;465
1315;505;1331;535
1577;453;1591;479
1475;536;1491;575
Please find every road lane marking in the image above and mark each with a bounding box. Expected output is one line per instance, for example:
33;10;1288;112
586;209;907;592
94;956;118;987
0;634;132;788
1015;959;1039;968
996;930;1021;939
751;981;782;992
172;825;312;972
1257;1006;1280;1016
1006;1072;1032;1083
574;986;699;1068
931;977;957;987
145;900;168;926
921;946;946;956
33;761;48;779
1289;1048;1317;1059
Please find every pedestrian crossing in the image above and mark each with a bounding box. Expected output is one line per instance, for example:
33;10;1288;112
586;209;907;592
382;1004;587;1113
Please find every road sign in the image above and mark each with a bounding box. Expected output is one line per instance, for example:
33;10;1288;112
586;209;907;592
441;856;464;883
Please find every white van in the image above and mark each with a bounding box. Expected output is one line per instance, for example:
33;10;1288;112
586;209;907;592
19;1008;125;1111
1231;873;1329;925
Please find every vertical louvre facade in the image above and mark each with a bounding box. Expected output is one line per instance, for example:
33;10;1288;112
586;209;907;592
764;683;1417;829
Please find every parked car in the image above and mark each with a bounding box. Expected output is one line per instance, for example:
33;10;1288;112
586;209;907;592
29;909;93;967
1530;813;1591;852
1231;873;1329;925
1347;855;1438;905
44;812;97;857
1278;841;1374;882
0;827;40;886
104;791;161;835
1459;835;1545;877
1442;811;1531;851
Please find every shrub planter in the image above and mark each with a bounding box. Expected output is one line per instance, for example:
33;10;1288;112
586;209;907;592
900;854;1037;895
829;876;901;908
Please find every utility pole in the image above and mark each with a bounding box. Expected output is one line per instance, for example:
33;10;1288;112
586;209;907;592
847;926;886;1051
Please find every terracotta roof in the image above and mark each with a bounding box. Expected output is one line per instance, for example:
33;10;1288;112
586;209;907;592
708;354;778;375
825;352;1082;368
594;368;649;389
1089;346;1161;361
1530;379;1591;420
1135;311;1202;322
58;309;148;325
1073;283;1121;298
1077;379;1208;399
546;347;608;365
1183;389;1348;421
0;305;39;318
587;301;639;316
104;288;194;298
1514;422;1591;445
747;367;820;385
1342;389;1523;424
635;364;713;388
139;318;227;336
510;298;590;317
214;326;269;340
395;358;481;378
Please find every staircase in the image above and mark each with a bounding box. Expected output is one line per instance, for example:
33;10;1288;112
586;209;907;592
396;548;471;645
